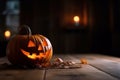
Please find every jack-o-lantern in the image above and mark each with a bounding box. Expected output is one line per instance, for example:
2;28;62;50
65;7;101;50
6;25;53;67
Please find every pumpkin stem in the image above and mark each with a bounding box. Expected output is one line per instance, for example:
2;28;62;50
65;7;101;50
18;25;32;35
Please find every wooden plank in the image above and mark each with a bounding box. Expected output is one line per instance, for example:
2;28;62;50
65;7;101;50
69;54;120;79
88;59;120;79
0;57;9;64
0;70;45;80
46;65;117;80
46;54;118;80
0;54;120;80
0;57;45;80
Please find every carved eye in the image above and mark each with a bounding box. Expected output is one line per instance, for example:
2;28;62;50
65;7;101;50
28;40;36;47
38;45;42;51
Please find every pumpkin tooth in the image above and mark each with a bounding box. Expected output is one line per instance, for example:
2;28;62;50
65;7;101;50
30;53;37;59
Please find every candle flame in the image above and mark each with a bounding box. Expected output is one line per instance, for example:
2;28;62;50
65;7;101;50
4;30;11;39
73;16;80;22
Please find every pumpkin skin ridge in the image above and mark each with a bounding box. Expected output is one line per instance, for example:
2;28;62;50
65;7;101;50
37;35;45;52
6;34;53;67
45;48;53;63
35;34;53;63
6;36;29;65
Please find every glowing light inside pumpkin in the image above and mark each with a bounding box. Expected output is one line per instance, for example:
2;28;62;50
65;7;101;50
4;30;11;39
38;45;42;50
28;40;36;47
21;49;46;59
43;40;48;46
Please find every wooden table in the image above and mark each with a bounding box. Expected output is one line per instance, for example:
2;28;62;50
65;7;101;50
0;53;120;80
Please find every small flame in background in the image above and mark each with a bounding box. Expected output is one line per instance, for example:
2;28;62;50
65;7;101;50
73;16;80;26
4;30;11;40
73;16;80;22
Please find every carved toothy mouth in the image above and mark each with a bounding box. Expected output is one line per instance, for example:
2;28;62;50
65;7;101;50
21;49;45;59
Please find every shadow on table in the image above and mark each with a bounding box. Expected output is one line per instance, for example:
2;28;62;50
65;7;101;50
0;63;42;70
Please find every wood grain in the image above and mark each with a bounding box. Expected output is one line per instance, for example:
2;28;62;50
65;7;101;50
0;54;120;80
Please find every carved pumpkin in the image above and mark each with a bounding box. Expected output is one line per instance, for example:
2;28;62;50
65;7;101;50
6;25;53;67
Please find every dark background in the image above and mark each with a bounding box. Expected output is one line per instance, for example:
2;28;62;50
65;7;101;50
0;0;120;57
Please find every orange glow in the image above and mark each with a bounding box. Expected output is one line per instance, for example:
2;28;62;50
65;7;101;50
4;30;11;39
21;49;40;59
73;16;80;23
28;40;36;47
38;45;42;50
80;58;88;64
21;49;47;59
